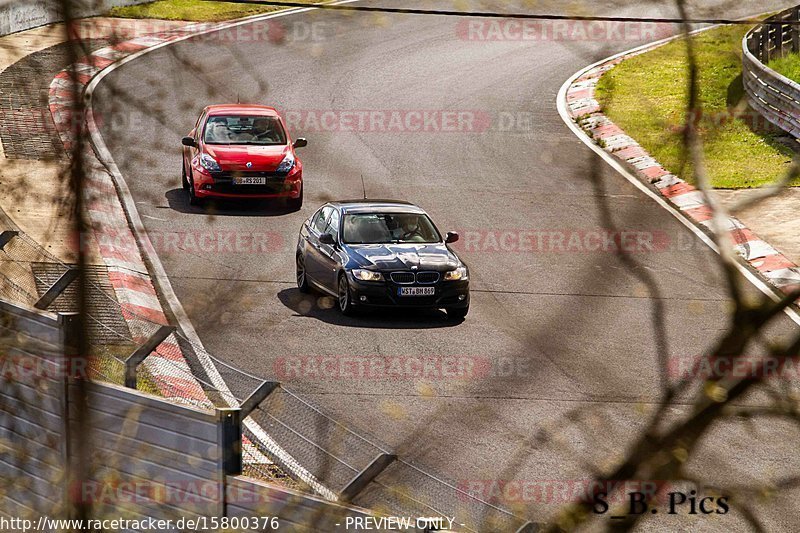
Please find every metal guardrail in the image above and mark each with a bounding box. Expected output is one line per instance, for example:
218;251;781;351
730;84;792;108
743;6;800;137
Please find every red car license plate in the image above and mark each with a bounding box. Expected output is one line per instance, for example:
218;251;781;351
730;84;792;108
234;176;266;185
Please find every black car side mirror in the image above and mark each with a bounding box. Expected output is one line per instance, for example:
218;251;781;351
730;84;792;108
445;231;459;244
293;138;308;149
182;136;197;147
319;233;335;245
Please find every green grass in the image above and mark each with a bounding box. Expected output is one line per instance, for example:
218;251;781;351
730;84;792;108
109;0;306;22
91;344;162;396
768;52;800;84
595;25;798;189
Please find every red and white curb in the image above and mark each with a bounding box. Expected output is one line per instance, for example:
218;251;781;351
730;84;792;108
48;11;346;500
47;21;216;407
563;48;800;298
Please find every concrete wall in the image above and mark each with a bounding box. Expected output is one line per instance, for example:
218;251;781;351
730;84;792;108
0;0;154;37
0;300;65;519
0;298;380;530
73;381;224;523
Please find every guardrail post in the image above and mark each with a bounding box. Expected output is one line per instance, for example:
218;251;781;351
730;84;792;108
217;408;243;475
58;313;80;468
0;230;17;250
239;380;280;418
779;22;786;58
34;267;79;310
217;407;242;518
793;8;800;53
339;453;397;502
761;25;770;61
58;312;81;522
123;325;175;388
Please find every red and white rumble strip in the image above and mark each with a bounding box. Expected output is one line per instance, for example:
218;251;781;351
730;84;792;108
47;21;224;408
564;52;800;297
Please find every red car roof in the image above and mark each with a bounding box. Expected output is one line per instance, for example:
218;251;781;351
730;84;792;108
205;104;280;116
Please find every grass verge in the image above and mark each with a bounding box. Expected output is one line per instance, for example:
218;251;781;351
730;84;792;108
768;52;800;84
595;24;798;189
91;344;162;396
109;0;313;22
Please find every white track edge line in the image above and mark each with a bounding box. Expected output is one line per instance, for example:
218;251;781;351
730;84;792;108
556;28;800;328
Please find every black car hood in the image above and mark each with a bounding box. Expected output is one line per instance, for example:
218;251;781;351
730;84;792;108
346;243;461;271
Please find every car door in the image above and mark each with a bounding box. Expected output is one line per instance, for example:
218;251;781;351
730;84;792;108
314;208;341;290
305;206;334;287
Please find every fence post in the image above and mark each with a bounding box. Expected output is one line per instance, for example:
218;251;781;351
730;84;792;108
35;267;79;310
124;325;175;389
57;312;80;521
217;407;242;517
339;453;397;502
239;380;280;418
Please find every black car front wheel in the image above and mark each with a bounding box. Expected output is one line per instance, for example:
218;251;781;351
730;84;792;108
338;273;355;316
296;254;310;293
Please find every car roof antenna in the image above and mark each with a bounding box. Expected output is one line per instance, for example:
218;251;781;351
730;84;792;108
360;174;367;200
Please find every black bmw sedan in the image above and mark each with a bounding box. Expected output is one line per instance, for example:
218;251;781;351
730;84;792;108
295;200;470;318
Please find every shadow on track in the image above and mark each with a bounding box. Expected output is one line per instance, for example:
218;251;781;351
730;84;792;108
165;188;298;216
277;288;463;329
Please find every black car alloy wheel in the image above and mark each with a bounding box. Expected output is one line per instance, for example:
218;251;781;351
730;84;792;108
296;254;309;293
338;274;354;315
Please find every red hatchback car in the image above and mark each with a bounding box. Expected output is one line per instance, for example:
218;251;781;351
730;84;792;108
181;104;307;208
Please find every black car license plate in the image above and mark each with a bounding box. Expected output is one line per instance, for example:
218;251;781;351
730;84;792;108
398;286;435;296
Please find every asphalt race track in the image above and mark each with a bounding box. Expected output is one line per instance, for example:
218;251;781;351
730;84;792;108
94;0;800;527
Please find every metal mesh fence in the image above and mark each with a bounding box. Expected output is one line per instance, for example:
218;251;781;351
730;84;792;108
1;226;532;530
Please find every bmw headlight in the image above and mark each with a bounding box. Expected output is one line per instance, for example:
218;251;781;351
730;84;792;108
444;266;468;281
199;153;221;172
352;269;384;282
276;151;295;173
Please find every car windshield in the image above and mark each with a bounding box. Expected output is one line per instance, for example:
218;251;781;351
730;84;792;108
342;213;441;244
204;115;287;145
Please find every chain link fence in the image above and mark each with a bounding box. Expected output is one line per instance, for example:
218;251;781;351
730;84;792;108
0;224;533;531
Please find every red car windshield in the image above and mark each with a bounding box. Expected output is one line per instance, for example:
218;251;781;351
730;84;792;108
342;213;441;244
204;115;287;145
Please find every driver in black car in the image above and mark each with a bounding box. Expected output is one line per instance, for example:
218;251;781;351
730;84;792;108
388;214;424;242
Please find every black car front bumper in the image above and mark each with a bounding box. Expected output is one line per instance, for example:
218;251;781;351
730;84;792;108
347;274;470;309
